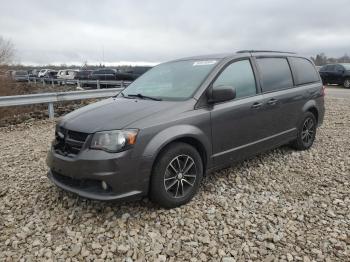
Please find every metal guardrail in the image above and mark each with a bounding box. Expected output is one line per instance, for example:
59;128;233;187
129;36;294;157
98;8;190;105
14;76;132;89
0;88;124;119
29;77;132;89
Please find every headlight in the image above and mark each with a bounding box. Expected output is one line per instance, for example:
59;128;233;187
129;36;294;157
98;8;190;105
90;129;138;152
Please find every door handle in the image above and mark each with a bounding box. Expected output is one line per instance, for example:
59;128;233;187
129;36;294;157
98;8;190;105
267;98;278;106
251;102;263;109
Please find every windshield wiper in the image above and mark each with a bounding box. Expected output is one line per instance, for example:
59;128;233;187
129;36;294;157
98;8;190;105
126;93;162;101
116;92;128;98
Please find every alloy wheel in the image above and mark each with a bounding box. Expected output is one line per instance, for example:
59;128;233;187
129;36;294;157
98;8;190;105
301;117;315;146
163;154;197;198
344;79;350;88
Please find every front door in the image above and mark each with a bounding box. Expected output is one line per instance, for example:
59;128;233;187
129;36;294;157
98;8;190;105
326;65;337;84
210;59;267;167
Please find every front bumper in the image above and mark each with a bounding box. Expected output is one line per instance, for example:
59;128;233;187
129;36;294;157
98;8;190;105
46;147;152;201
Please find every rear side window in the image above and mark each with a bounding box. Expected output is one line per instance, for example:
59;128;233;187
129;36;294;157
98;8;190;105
213;60;256;99
256;58;293;92
327;65;335;71
289;57;320;85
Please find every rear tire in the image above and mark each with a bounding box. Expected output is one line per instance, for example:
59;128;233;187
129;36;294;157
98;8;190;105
150;142;203;208
290;112;317;150
343;78;350;88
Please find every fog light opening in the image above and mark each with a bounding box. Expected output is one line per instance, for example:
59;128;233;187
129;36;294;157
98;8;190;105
101;181;108;190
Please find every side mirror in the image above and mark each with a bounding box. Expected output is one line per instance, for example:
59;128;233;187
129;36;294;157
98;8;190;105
207;85;236;104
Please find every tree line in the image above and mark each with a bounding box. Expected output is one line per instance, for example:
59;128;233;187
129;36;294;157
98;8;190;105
311;53;350;66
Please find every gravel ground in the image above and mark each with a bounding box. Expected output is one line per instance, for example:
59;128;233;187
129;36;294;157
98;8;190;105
0;98;349;261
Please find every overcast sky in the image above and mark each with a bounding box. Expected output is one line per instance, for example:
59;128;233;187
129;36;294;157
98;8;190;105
1;0;350;65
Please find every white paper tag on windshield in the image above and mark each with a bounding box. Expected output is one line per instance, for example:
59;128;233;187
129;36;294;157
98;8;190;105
193;60;217;66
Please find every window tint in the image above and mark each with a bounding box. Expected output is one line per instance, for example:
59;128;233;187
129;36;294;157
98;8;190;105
213;60;256;99
256;58;293;92
327;65;335;71
289;57;320;85
335;65;344;71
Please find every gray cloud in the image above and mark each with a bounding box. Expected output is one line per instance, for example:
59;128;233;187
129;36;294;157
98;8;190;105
1;0;349;65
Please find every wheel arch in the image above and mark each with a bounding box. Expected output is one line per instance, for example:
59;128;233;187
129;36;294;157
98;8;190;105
302;100;319;124
143;125;211;177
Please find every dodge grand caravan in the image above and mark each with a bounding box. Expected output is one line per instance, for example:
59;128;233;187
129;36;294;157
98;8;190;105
47;50;325;208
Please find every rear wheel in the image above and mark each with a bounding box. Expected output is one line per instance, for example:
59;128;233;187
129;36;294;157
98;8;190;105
343;78;350;88
290;112;317;150
150;142;203;208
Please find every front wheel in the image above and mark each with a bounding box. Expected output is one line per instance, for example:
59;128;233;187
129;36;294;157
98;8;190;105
150;142;203;208
290;112;317;150
343;78;350;88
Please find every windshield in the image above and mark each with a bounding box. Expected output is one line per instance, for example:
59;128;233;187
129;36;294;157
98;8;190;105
341;64;350;70
121;59;218;101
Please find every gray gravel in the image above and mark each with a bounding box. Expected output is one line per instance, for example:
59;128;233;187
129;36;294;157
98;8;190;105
0;98;349;261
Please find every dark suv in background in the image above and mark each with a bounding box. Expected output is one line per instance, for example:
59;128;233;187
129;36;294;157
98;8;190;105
47;50;325;208
89;67;151;82
319;63;350;88
87;67;151;88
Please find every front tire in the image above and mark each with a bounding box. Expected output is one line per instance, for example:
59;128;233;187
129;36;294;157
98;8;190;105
150;142;203;208
343;78;350;88
291;112;317;150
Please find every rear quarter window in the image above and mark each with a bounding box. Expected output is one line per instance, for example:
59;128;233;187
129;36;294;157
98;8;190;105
256;58;294;92
289;57;320;85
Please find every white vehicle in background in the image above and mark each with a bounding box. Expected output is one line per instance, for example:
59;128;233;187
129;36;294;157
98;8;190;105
38;69;51;78
57;69;79;85
57;69;78;80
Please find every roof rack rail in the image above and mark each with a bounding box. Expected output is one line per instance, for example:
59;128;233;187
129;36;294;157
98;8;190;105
236;50;296;54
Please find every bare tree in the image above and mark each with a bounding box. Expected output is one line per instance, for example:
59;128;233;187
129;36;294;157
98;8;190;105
0;36;15;65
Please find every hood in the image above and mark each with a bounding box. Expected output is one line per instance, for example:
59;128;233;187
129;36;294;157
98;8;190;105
60;97;179;133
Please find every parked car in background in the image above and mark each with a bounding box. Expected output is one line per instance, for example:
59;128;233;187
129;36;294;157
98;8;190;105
42;71;58;83
119;66;151;80
74;70;93;88
38;69;51;78
57;69;79;85
28;69;39;77
319;63;350;88
47;50;325;208
14;70;29;82
74;70;93;80
57;70;67;79
57;69;78;80
89;68;117;81
88;68;119;88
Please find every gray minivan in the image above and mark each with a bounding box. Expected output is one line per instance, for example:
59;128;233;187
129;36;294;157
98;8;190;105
47;50;325;208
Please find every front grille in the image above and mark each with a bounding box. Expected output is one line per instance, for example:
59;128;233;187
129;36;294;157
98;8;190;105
52;171;113;194
53;127;89;157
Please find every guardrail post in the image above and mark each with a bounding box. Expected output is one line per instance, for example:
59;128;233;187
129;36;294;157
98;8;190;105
51;79;55;88
34;77;37;85
97;80;100;89
42;79;45;86
77;80;81;88
27;76;30;83
120;81;124;89
48;102;54;119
